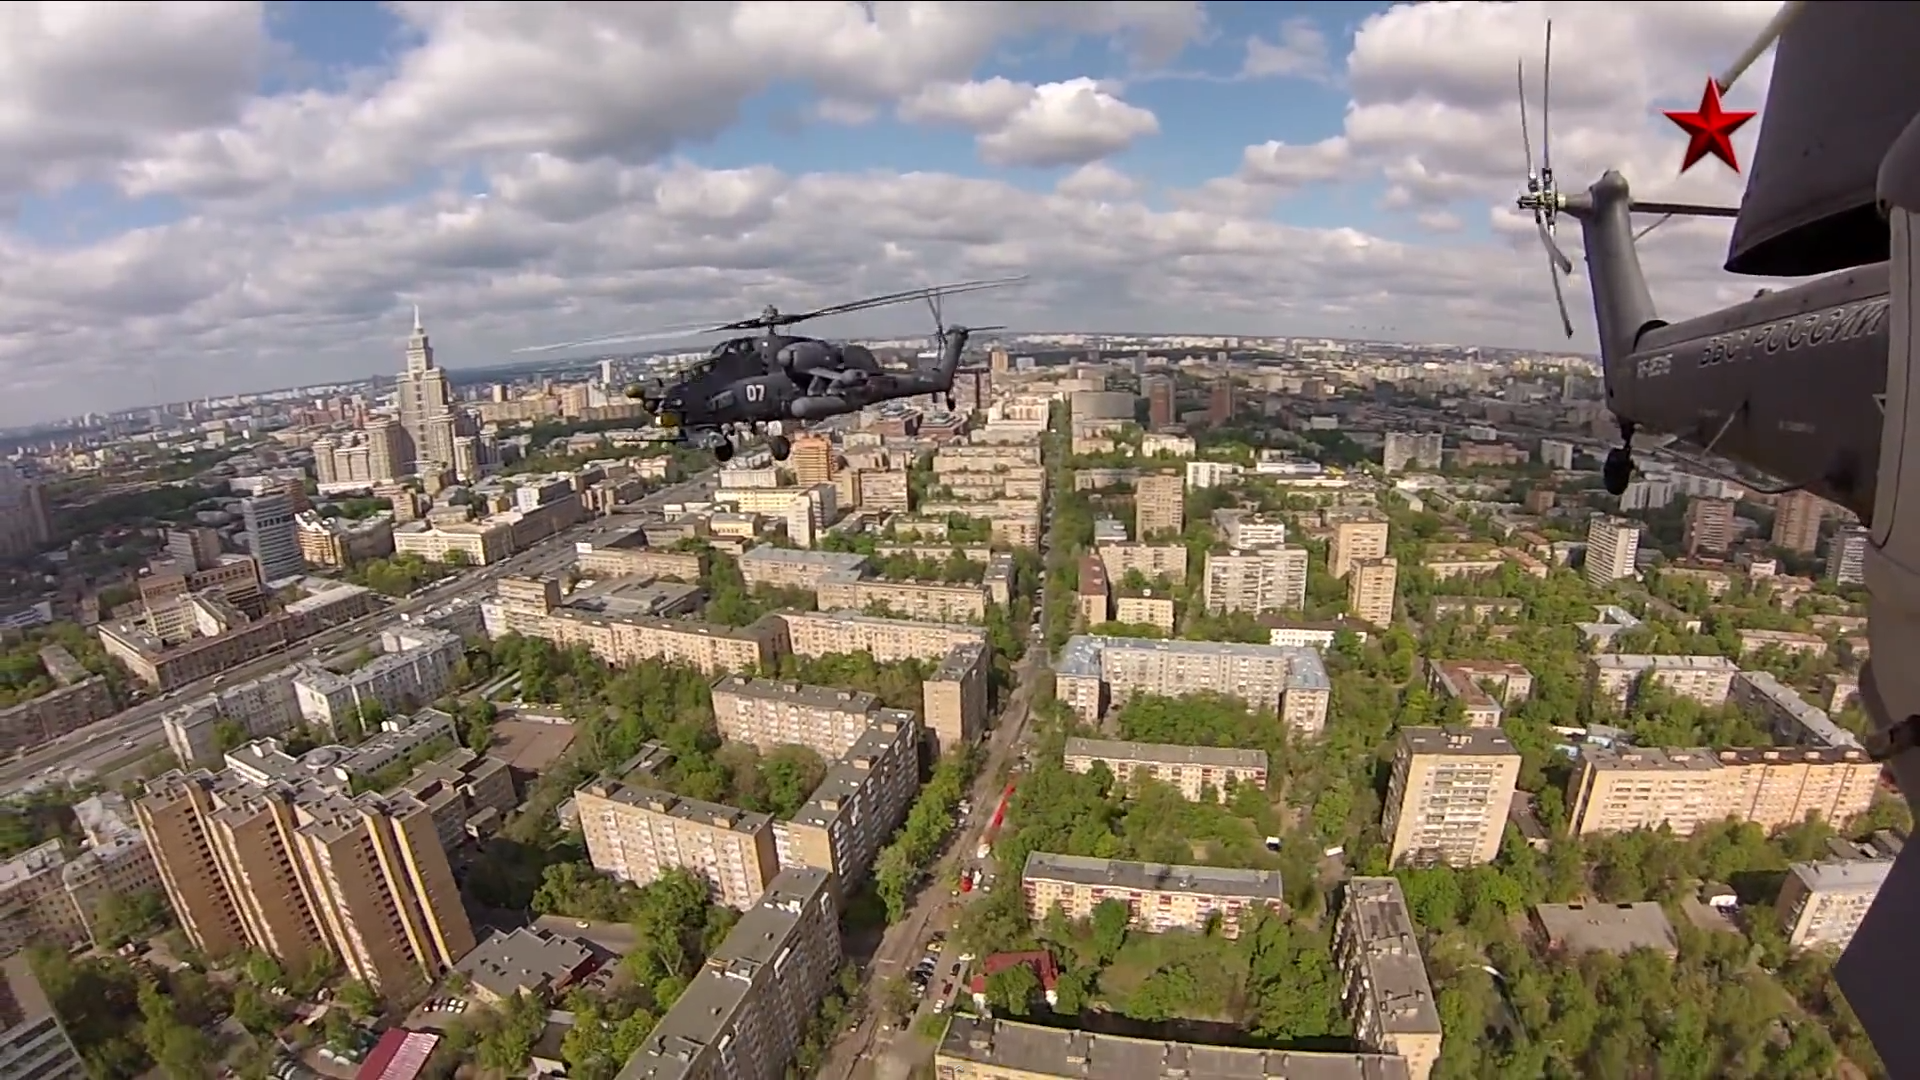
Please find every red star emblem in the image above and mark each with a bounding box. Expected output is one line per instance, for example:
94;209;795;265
1665;78;1757;174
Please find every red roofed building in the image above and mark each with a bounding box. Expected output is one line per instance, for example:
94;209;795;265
967;950;1060;1011
355;1029;440;1080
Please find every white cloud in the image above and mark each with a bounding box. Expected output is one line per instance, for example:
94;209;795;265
1055;162;1141;201
901;77;1160;167
0;0;1813;424
1242;17;1334;83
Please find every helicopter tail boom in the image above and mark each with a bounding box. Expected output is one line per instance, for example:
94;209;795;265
1600;255;1888;518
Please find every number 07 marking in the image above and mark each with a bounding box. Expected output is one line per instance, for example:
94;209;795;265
745;384;766;403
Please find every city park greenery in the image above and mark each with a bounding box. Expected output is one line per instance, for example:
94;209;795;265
342;551;463;597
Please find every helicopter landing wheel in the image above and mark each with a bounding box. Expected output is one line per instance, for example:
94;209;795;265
769;435;792;462
1603;446;1633;496
713;438;735;464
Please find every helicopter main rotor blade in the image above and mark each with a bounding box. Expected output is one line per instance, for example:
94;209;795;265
512;322;717;354
751;275;1029;331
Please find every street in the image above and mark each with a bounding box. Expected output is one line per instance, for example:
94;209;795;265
819;638;1049;1080
0;469;717;794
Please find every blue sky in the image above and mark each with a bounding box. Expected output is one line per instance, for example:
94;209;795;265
16;1;1451;251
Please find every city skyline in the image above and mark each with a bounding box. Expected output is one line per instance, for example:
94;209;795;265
3;2;1789;425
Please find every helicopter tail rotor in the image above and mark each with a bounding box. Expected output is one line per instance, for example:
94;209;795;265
1515;20;1575;339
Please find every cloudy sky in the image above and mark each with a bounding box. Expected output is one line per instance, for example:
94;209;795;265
2;0;1787;425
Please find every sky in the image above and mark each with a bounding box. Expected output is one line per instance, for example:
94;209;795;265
0;0;1790;425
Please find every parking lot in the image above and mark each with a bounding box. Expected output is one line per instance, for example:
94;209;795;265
906;932;973;1019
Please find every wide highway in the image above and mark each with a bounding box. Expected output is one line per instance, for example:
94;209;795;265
0;469;718;793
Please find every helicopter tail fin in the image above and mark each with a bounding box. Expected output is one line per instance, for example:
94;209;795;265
930;326;972;387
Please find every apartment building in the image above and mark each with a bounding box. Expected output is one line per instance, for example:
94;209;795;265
1683;497;1736;557
933;1017;1413;1080
295;513;396;569
1427;660;1533;728
1076;555;1110;627
1212;509;1288;550
1095;542;1189;585
1776;857;1891;950
1736;628;1829;658
814;571;987;623
790;435;835;487
99;583;382;691
575;545;703;582
1567;745;1879;837
737;548;867;592
292;626;463;734
1733;670;1863;749
1382;728;1521;869
1021;853;1284;939
1202;547;1308;614
1133;473;1185;539
0;953;85;1080
0;660;115;755
616;867;841;1080
392;518;515;565
1053;635;1332;735
778;611;989;751
773;710;920;889
1585;516;1642;585
162;668;308;766
0;814;165;957
1063;738;1268;802
1348;557;1398;627
134;763;476;996
857;468;910;513
1383;432;1443;474
1331;517;1390;579
923;640;991;752
1333;877;1444;1080
712;676;882;757
1112;592;1176;634
1588;654;1740;707
1827;525;1870;586
575;780;781;910
1772;489;1825;553
918;498;1045;550
486;577;780;675
933;445;1041;472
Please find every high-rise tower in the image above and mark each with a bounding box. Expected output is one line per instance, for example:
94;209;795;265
394;308;477;480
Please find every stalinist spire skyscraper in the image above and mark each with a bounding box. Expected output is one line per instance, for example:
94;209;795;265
394;308;476;480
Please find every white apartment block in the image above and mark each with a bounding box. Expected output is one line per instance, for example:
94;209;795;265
292;626;462;734
1202;547;1308;614
1063;738;1268;802
1020;853;1284;940
1053;635;1331;735
1777;858;1891;950
1588;654;1739;707
1585;516;1642;585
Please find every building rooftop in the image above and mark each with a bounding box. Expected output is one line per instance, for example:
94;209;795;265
1397;726;1518;758
561;578;703;619
453;927;595;1001
1790;857;1895;894
1023;852;1284;902
1064;737;1267;771
778;608;986;641
617;868;833;1080
711;675;878;715
575;780;772;835
789;710;918;830
1055;634;1331;692
1734;670;1862;749
1591;653;1738;673
935;1016;1412;1080
1533;901;1679;956
736;547;868;573
1338;878;1443;1037
1576;745;1724;774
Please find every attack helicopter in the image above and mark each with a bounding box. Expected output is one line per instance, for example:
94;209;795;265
514;277;1022;461
1510;4;1920;1068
